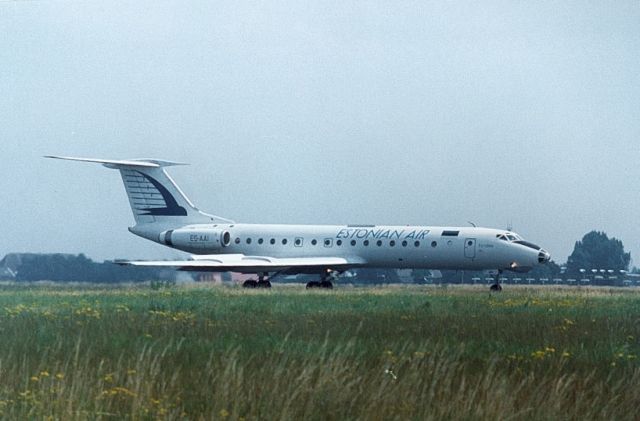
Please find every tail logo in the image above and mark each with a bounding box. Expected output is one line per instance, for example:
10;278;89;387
124;170;187;216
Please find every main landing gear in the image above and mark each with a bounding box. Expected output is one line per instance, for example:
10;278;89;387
241;270;337;289
242;273;271;289
305;280;333;289
490;270;503;292
306;270;335;289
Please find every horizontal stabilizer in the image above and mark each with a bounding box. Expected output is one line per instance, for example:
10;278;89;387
44;156;187;169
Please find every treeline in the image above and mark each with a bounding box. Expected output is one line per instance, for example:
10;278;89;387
3;253;176;283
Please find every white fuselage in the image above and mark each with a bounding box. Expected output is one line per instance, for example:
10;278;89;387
132;223;549;272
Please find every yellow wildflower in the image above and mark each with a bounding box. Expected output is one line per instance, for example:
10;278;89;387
531;350;546;359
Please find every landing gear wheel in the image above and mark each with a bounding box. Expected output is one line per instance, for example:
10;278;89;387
257;280;272;288
243;280;258;288
489;270;503;292
306;280;333;289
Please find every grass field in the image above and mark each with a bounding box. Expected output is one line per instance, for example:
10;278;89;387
0;283;638;420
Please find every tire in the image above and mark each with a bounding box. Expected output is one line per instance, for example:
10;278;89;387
242;280;258;288
320;281;333;289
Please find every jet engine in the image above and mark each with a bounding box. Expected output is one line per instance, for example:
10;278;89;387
159;228;231;252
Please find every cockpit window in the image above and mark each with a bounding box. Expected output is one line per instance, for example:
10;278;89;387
514;240;541;250
497;233;524;242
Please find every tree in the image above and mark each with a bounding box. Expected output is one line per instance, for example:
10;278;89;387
566;231;630;275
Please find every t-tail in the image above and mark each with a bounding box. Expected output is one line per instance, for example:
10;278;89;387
45;156;233;241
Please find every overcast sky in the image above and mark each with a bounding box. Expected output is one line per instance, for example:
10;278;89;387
1;1;639;265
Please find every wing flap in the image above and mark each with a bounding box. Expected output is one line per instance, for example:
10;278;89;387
117;254;366;273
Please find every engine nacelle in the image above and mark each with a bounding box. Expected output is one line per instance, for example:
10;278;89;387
159;228;231;252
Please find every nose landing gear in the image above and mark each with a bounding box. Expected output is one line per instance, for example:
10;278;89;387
490;270;503;292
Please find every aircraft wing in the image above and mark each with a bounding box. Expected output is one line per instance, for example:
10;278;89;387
116;254;367;274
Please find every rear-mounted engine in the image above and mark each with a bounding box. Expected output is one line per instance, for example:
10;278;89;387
159;228;231;251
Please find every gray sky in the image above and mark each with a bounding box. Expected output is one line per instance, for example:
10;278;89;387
1;1;639;265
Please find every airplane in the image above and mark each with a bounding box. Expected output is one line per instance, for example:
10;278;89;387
45;156;550;290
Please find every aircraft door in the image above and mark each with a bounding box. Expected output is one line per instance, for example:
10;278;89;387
464;238;476;259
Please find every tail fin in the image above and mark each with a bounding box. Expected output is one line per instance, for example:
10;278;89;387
45;156;233;226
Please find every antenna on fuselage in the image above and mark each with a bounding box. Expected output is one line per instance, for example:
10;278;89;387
467;221;477;227
506;221;513;232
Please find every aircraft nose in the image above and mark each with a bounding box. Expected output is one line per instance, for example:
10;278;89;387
538;250;551;264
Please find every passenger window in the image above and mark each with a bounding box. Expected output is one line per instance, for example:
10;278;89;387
376;240;382;247
258;238;264;244
282;239;288;245
390;240;395;247
336;240;342;246
324;239;333;247
294;238;303;247
431;241;437;247
402;240;408;247
235;238;241;244
270;238;276;245
351;240;356;246
246;238;252;244
363;240;369;246
414;241;420;247
311;239;317;246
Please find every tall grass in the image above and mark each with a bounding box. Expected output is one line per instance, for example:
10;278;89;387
0;284;637;419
